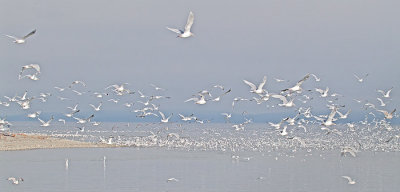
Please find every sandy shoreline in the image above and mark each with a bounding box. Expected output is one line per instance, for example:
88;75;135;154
0;133;115;151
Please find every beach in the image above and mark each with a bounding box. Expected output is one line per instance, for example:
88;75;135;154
0;133;113;151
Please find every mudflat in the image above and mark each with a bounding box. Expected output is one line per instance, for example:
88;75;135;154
0;133;114;151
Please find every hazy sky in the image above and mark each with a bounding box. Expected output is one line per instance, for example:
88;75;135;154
1;0;399;122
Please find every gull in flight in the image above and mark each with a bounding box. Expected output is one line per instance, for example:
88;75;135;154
271;94;295;107
89;102;102;111
4;29;36;44
243;76;267;95
274;78;287;83
73;114;94;124
377;87;393;98
353;73;368;83
69;80;86;88
54;86;66;92
282;74;310;94
159;111;173;123
19;74;39;81
337;109;351;119
377;98;386;107
322;106;337;127
221;113;232;123
376;108;396;119
179;113;196;121
185;94;207;105
106;83;133;95
341;176;356;184
167;11;195;38
150;84;166;91
310;73;321;82
315;87;329;97
212;88;231;101
58;119;66;124
166;177;179;182
27;111;41;119
7;177;24;185
20;64;40;75
38;116;54;127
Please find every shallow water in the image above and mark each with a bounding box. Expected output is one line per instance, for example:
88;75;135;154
2;122;400;191
1;148;400;192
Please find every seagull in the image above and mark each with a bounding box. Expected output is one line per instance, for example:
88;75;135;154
65;109;80;118
20;64;41;74
69;80;86;88
212;88;231;101
185;94;207;105
269;117;288;129
271;94;295;107
342;176;356;184
89;102;102;111
282;74;310;93
19;73;40;81
7;177;24;184
354;73;368;83
376;108;396;119
310;73;321;82
221;113;232;123
4;29;36;44
243;76;267;95
38;116;54;127
167;11;195;38
27;111;41;118
54;86;66;92
273;78;287;82
377;87;393;98
106;83;133;95
166;177;179;182
377;98;386;107
58;119;66;124
337;109;351;119
315;87;329;97
159;111;173;123
150;84;165;91
322;106;337;127
178;113;196;121
73;114;94;124
72;90;85;96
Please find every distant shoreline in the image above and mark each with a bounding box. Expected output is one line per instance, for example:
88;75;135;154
0;133;115;151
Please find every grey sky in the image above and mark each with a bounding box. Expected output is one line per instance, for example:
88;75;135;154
1;0;399;122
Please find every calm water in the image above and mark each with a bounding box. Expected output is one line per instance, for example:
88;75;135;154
1;122;400;191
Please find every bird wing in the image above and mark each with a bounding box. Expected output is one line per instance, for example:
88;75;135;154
185;97;198;102
23;29;36;39
390;108;396;115
159;111;166;119
243;80;256;91
315;88;324;94
38;118;45;124
342;176;352;182
166;27;183;34
184;11;194;32
353;74;361;80
257;76;267;91
4;34;18;40
296;74;310;86
29;64;40;73
327;107;337;122
271;94;288;104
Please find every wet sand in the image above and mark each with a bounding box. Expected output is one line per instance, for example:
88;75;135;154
0;133;114;151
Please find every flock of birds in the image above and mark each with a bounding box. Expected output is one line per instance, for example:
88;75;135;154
2;11;399;186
